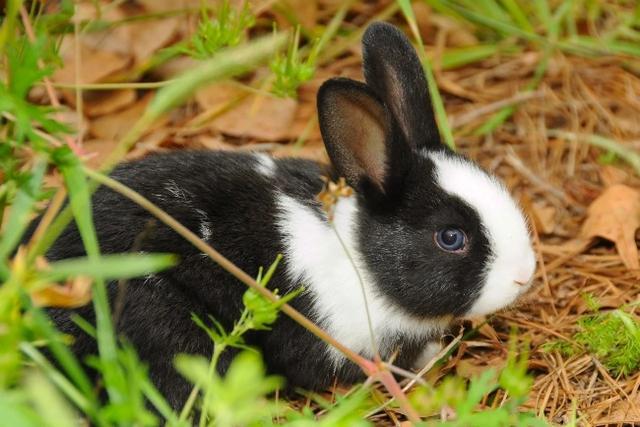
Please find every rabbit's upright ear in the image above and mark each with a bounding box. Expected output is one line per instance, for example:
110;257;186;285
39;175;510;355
317;77;408;195
362;22;441;150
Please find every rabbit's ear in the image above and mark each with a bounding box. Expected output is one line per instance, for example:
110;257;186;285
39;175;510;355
362;22;441;150
317;77;408;194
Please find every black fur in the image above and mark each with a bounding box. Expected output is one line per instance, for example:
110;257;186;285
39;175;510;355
37;22;494;410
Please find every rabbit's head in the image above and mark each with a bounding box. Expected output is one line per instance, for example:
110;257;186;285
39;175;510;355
317;22;536;319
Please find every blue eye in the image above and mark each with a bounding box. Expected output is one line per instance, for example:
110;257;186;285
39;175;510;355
435;228;467;252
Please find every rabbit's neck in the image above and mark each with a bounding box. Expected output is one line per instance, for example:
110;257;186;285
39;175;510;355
276;193;448;368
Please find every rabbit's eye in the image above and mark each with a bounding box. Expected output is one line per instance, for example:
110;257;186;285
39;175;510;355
434;228;467;252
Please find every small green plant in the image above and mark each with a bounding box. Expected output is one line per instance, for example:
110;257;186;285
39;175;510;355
542;294;640;376
285;388;373;427
181;0;255;59
575;309;640;376
175;256;299;426
410;336;547;426
270;26;319;98
540;339;578;357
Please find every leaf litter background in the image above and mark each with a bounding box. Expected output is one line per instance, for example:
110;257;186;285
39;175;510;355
21;0;640;425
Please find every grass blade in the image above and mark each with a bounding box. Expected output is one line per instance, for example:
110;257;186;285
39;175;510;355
54;148;126;406
547;130;640;177
27;303;97;405
499;0;534;32
20;343;92;415
397;0;456;149
42;253;177;282
439;44;515;69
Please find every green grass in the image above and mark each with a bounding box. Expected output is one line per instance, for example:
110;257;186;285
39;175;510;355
542;295;640;377
575;309;640;376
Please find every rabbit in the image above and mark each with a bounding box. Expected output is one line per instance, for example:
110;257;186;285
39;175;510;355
41;22;536;410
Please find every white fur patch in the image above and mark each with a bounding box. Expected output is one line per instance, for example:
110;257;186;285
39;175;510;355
165;180;192;202
413;341;443;370
276;194;448;367
254;153;277;178
427;151;536;317
195;209;212;241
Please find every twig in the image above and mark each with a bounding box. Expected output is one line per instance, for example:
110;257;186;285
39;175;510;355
382;362;427;385
504;148;569;202
403;329;464;392
450;91;544;128
365;328;464;420
530;221;557;315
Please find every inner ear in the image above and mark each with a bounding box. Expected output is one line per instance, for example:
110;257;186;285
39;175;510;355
317;78;391;191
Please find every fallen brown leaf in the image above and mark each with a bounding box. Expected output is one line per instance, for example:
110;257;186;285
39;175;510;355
83;89;136;117
31;276;93;308
597;394;640;425
196;82;298;141
13;253;94;309
580;184;640;270
136;0;201;13
274;0;317;30
81;139;120;169
52;42;131;86
128;17;180;67
599;165;629;187
90;93;164;141
455;357;505;380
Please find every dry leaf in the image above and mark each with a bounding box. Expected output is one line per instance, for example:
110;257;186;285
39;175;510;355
275;0;317;29
55;109;89;141
150;56;199;80
31;276;93;308
317;177;354;220
597;394;640;425
196;82;298;141
136;0;201;13
53;3;132;86
580;184;640;270
90;93;163;141
599;165;629;187
83;89;137;117
128;17;179;66
128;128;173;159
455;357;505;380
52;43;131;85
81;139;120;169
11;253;93;308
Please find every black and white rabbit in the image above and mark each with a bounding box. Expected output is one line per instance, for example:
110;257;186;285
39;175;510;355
43;22;536;409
